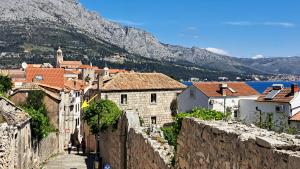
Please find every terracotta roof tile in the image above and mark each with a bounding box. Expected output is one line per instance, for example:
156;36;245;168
64;80;88;91
109;69;128;74
193;82;259;97
98;68;128;74
26;68;65;88
257;87;294;103
65;69;81;75
11;83;61;100
290;112;300;121
100;73;186;91
79;65;99;69
60;61;82;68
27;64;42;68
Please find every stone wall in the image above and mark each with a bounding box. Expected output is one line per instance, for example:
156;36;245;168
176;118;300;169
33;132;59;164
101;90;180;126
98;112;174;169
0;123;16;169
99;120;124;169
10;91;60;129
127;128;174;169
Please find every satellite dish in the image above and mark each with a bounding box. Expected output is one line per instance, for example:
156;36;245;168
21;62;28;69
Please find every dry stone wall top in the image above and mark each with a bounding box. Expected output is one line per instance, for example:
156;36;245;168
176;118;300;169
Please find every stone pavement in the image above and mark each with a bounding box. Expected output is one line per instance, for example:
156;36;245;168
42;151;94;169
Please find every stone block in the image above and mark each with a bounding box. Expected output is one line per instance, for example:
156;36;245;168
256;136;288;149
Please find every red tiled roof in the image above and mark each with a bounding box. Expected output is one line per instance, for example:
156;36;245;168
64;80;88;91
27;64;42;68
65;70;81;75
290;112;300;121
60;61;82;65
60;61;82;68
26;68;65;88
109;69;128;74
257;87;294;103
193;82;259;97
79;65;99;69
98;68;128;74
100;73;186;91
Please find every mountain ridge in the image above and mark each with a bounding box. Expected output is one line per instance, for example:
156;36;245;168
0;0;299;79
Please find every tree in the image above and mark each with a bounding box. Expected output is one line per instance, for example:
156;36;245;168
0;75;13;93
26;90;46;111
24;90;54;141
83;99;122;134
25;107;54;141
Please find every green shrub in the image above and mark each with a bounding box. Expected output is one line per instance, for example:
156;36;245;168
25;107;55;140
162;108;223;147
23;90;54;141
0;75;13;93
26;90;45;111
287;127;297;135
83;99;122;134
161;108;223;167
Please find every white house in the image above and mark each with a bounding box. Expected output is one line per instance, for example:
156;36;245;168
240;84;300;132
178;82;260;119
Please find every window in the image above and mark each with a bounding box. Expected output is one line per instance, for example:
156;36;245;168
151;93;157;104
35;75;43;81
234;110;238;118
275;105;283;112
70;105;74;112
190;88;195;98
105;95;108;100
121;94;128;105
151;116;157;124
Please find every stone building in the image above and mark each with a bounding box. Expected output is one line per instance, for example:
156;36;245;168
56;47;82;69
10;83;66;151
0;96;31;169
0;69;26;88
99;72;186;125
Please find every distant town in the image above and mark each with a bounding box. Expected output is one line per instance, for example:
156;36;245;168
1;47;300;169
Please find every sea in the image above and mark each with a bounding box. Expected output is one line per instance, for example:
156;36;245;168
183;81;300;94
246;81;300;93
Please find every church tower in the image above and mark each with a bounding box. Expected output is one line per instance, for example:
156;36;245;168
56;46;63;68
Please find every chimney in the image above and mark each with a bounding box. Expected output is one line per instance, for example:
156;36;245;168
291;83;298;95
219;83;228;96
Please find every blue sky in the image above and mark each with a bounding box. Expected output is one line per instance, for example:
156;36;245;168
79;0;300;58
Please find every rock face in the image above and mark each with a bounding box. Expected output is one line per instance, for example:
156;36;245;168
1;0;300;76
0;0;267;76
176;118;300;169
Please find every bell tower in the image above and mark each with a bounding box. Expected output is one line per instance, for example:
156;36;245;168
56;46;63;68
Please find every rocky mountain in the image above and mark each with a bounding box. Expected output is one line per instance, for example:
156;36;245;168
237;57;300;75
0;0;298;80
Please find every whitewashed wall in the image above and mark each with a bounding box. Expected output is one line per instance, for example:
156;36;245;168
178;85;258;120
290;93;300;116
178;86;209;112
